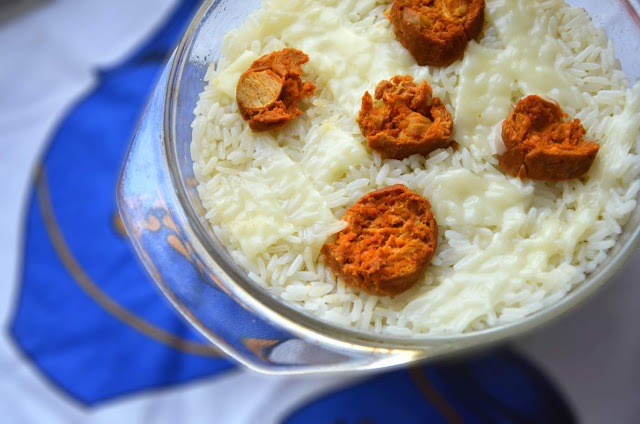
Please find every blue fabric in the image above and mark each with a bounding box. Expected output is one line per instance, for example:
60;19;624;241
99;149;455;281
284;350;574;423
8;0;576;420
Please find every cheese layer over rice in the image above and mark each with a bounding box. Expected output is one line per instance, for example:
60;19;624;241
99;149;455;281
191;0;640;336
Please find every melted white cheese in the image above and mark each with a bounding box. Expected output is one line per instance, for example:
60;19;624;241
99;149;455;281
301;121;370;185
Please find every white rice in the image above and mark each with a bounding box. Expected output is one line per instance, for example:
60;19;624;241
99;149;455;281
191;0;640;335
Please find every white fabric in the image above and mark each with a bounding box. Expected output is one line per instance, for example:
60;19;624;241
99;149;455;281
0;1;639;423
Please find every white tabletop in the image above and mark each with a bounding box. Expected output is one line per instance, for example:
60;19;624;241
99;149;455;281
1;1;638;423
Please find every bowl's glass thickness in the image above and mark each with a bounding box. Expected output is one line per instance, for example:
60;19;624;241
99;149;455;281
164;0;640;357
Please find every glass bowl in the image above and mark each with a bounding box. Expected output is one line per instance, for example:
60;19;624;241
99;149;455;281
118;0;640;373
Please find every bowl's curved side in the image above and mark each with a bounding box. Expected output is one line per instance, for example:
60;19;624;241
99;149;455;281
157;0;640;369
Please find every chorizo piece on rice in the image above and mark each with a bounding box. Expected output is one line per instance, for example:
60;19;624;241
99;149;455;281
322;185;438;297
499;95;600;181
236;48;315;132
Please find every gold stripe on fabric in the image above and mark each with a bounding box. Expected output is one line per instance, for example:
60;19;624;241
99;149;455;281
408;366;464;424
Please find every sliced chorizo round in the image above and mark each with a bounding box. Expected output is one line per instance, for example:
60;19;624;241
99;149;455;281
390;0;485;67
236;48;315;132
357;75;453;160
322;185;438;297
499;95;600;181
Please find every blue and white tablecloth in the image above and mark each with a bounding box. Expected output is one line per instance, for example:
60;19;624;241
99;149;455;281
1;1;639;422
